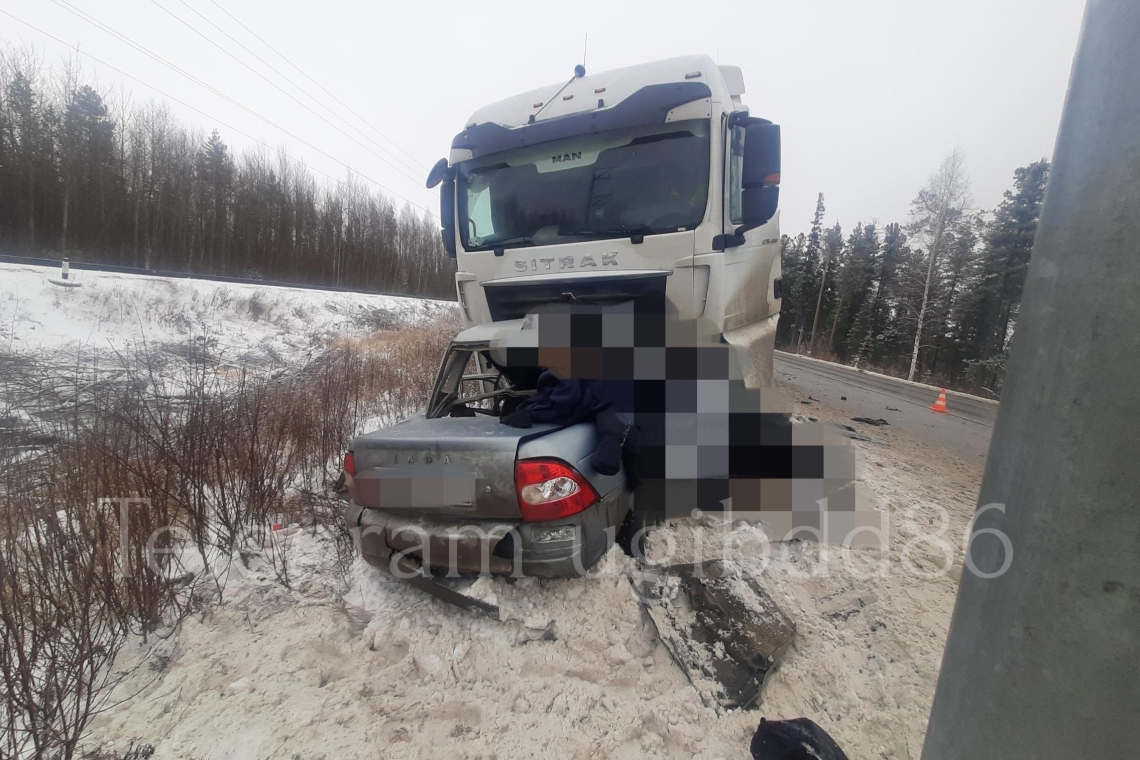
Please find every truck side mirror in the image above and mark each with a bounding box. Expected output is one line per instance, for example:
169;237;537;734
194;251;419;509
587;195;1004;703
427;157;457;257
425;157;450;189
440;178;456;257
740;122;780;229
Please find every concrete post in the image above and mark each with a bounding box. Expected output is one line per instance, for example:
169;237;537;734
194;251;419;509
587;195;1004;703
921;2;1140;758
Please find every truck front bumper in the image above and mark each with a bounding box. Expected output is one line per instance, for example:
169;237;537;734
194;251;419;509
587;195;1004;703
344;487;629;579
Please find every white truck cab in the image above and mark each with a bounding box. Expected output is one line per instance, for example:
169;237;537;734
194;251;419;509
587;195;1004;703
426;55;782;386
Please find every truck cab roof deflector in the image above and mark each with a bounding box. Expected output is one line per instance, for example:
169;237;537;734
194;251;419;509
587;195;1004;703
451;82;712;159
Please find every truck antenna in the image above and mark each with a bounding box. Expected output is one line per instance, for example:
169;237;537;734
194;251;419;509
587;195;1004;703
532;52;587;123
582;33;588;70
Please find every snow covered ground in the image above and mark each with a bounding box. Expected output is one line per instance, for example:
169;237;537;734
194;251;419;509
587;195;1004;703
0;262;455;365
1;262;984;759
85;417;982;760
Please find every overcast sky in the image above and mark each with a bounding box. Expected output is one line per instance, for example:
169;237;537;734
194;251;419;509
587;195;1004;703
2;0;1086;232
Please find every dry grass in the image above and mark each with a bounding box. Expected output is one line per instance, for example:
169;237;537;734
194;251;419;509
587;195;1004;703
0;315;457;758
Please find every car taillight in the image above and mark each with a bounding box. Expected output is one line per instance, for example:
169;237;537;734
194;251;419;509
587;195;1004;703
514;458;599;522
343;451;356;478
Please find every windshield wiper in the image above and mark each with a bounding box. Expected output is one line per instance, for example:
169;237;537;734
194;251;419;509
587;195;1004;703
479;235;538;253
561;225;655;244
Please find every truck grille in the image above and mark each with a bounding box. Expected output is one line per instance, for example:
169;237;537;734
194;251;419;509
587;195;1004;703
483;272;669;321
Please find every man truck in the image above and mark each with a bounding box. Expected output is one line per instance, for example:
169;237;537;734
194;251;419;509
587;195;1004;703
344;55;782;580
429;54;782;388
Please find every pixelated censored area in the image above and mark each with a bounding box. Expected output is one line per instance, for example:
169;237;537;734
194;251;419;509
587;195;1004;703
486;305;881;542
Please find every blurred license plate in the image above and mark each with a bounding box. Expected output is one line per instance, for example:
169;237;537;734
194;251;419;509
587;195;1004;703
375;465;478;509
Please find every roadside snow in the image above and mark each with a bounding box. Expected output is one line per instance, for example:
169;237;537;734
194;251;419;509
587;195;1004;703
0;263;454;364
92;535;747;760
85;391;984;760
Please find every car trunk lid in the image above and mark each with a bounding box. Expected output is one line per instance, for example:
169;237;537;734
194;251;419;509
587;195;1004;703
350;414;563;519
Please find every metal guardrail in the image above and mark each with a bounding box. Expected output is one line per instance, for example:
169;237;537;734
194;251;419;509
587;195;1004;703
775;350;999;426
0;253;452;301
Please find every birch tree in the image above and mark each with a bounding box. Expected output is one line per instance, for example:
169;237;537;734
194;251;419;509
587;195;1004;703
904;150;971;381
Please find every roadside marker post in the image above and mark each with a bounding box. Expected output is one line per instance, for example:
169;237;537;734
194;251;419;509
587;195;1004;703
48;257;82;288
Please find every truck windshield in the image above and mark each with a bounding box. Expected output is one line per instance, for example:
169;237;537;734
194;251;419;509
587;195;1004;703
458;119;710;251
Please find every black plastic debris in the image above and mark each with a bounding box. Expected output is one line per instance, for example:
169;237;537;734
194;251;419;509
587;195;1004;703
750;717;850;760
837;424;886;444
851;417;890;426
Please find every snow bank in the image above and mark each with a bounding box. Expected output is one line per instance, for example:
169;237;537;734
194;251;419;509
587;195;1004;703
0;263;456;363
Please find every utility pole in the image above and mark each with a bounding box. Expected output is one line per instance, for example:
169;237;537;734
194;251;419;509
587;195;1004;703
922;2;1140;759
806;251;830;354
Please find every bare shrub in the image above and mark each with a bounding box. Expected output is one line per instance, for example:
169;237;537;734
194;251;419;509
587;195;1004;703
0;313;458;757
0;444;131;759
82;740;155;760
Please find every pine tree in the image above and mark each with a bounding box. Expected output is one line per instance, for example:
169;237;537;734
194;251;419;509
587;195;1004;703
954;160;1049;390
199;130;234;271
808;221;843;354
776;195;827;351
775;233;807;346
0;60;456;298
59;85;116;256
925;214;981;377
798;194;826;345
847;222;902;365
830;222;878;359
865;223;909;367
6;70;42;250
983;160;1049;356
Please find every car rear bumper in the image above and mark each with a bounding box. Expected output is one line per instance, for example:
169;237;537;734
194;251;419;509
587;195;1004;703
345;486;630;578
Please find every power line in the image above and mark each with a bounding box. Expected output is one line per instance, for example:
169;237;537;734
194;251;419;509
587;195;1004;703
46;0;435;215
146;0;432;195
206;0;429;174
50;0;426;206
175;0;428;180
52;0;290;131
0;8;438;219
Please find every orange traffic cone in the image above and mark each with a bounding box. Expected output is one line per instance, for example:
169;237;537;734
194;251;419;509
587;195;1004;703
930;388;949;413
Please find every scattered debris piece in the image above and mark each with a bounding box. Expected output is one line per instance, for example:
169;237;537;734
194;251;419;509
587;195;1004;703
516;619;558;645
750;717;850;760
631;559;795;711
886;406;901;412
837;424;886;444
389;555;501;617
840;396;847;400
819;592;872;623
851;417;890;427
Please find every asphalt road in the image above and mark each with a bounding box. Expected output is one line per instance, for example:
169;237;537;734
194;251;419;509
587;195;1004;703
774;352;997;463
